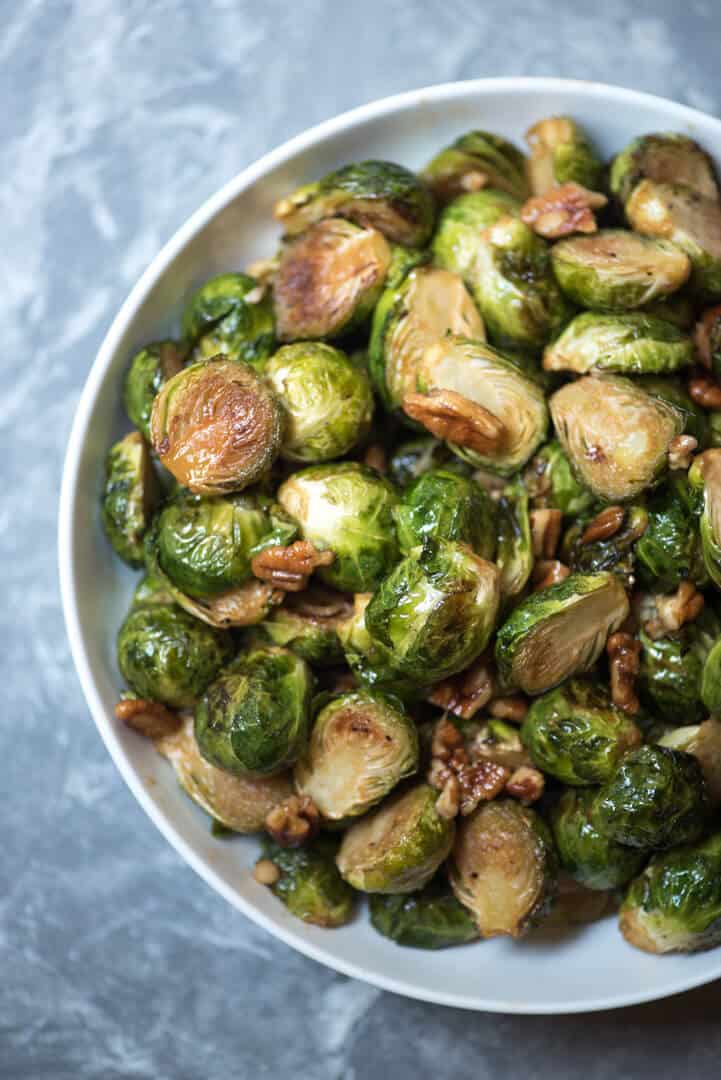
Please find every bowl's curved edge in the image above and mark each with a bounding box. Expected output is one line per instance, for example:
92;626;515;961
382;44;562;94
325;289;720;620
58;76;721;1013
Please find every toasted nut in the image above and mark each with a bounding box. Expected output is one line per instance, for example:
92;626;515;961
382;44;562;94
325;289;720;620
488;695;529;723
694;305;721;368
402;389;506;456
650;582;705;637
115;698;181;738
264;795;321;848
532;559;570;591
363;443;387;474
251;540;334;592
430;716;466;761
427;655;495;719
689;374;721;410
253;859;281;885
435;774;461;820
581;506;625;545
521;182;608;239
529;508;563;559
505;765;545;804
456;760;512;815
668;434;698;471
607;632;641;715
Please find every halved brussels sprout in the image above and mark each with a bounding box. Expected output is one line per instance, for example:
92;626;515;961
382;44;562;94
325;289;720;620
689;449;721;588
388;436;467;488
610;133;719;206
620;831;721;954
523;440;595;517
338;593;420;701
155;716;293;831
594;745;707;850
336;784;454;893
658;718;721;805
295;690;418;820
422;130;528;203
194;645;313;777
543;313;693;376
277;463;399;594
626;181;721;298
495;572;629;695
550;374;684;501
393;469;496;557
525;116;603;195
101;431;156;568
369;877;479;949
635;476;706;592
418;336;548;474
150;357;282;495
274;160;435;247
495;480;533;601
117;603;232;707
449;799;557;938
124;341;184;440
639;607;721;723
181;272;275;369
641;376;709;448
365;539;500;685
251;586;353;667
550;788;645;891
259;836;355;928
265;342;373;461
563;505;648;588
368;265;483;411
274;219;391;343
550;229;691;311
521;679;642;785
431;189;521;281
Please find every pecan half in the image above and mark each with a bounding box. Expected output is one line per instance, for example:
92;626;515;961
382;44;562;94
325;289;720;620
427;655;495;720
606;632;641;715
689;373;721;410
402;389;506;456
668;434;698;471
694;305;721;368
505;765;545;804
580;506;625;545
521;182;608;239
529;508;562;559
363;443;387;474
645;582;705;639
115;698;181;738
251;540;335;592
455;759;512;815
532;559;570;591
264;795;320;848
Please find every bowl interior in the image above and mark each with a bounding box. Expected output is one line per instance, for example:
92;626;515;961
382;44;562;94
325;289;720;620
60;78;721;1012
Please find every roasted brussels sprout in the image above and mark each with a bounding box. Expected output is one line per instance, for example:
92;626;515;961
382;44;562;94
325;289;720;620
417;337;548;474
450;799;557;938
525;116;603;195
150;357;282;495
563;505;648;587
550;374;684;502
277;463;399;593
610;133;719;206
432;189;521;281
635;476;706;592
595;745;707;850
368;265;483;411
181;272;275;369
626;181;721;299
702;641;721;719
124;342;184;440
259;836;355;928
523;440;595;516
194;645;313;777
369;877;479;949
543;313;693;376
643;292;697;331
495;572;629;695
251;586;353;667
274;160;435;247
522;680;642;785
638;607;721;723
689;450;721;588
551;230;690;311
550;788;645;891
132;573;175;608
117;603;232;707
658;718;721;805
364;539;500;685
620;831;721;954
295;690;418;820
155;716;293;832
387;436;467;488
265;342;373;461
337;593;419;701
101;431;156;568
393;469;496;557
336;784;454;893
641;376;710;448
422;130;528;203
495;480;533;601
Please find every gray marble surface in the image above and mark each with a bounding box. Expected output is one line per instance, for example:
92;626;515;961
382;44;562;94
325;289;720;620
5;1;721;1076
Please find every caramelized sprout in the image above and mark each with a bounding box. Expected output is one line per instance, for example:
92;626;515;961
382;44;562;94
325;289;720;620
181;272;275;369
610;133;719;206
543;312;693;376
423;130;529;203
525;116;603;195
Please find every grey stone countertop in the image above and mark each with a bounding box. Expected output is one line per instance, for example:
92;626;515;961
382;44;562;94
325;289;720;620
4;1;721;1076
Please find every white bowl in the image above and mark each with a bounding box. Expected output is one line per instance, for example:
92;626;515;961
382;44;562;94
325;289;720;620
59;77;721;1013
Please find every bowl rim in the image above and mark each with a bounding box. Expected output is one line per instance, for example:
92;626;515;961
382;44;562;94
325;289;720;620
58;76;721;1013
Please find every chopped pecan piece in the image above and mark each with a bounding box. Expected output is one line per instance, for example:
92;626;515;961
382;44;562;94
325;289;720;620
521;182;608;239
488;695;529;723
115;698;181;738
668;434;698;471
427;716;511;815
645;582;705;640
251;540;334;592
456;760;512;815
264;794;321;848
694;305;721;368
689;373;721;410
580;506;625;545
363;443;387;474
253;859;281;885
402;389;506;456
532;559;570;591
505;765;545;804
606;632;641;715
430;716;466;761
529;508;563;559
427;656;495;720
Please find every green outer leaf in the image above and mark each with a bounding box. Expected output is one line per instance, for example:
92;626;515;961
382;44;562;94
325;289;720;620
123;341;184;440
101;431;156;568
261;837;356;928
369;879;479;949
551;788;645;891
639;615;719;724
182;271;275;370
393;469;496;557
422;130;528;202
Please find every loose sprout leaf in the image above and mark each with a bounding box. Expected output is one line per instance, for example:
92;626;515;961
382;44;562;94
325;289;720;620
369;878;479;949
